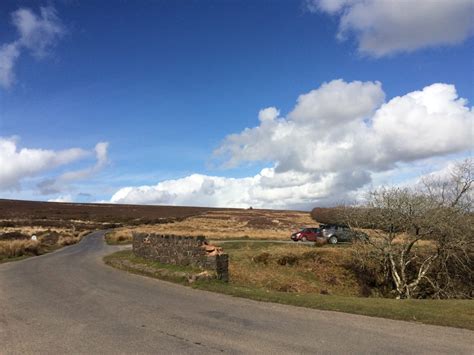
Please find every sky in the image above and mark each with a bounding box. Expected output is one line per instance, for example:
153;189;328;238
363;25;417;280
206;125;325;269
0;0;473;210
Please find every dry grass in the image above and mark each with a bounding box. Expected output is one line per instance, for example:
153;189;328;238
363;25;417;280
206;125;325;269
108;209;315;242
360;229;437;248
0;239;40;259
105;232;133;245
0;225;73;235
57;235;82;246
0;227;90;261
218;242;360;296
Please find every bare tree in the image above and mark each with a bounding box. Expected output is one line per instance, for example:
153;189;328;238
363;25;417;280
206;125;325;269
419;159;473;298
347;159;473;299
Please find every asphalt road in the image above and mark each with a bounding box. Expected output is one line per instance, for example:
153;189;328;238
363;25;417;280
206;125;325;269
1;231;472;354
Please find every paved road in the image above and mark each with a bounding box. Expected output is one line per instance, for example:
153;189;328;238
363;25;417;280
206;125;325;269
1;231;472;354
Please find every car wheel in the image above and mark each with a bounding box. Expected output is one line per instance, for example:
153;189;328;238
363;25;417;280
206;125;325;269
328;236;338;244
302;237;307;242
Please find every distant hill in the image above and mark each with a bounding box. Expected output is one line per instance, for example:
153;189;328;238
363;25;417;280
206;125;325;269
0;199;215;224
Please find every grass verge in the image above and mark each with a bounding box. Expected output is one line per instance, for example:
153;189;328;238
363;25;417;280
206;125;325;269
0;242;61;264
104;249;474;330
0;254;31;264
104;250;210;284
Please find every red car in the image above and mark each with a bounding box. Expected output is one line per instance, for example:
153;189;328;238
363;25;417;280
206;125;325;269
291;227;322;242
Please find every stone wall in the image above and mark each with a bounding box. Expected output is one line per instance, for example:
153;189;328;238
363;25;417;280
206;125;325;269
133;233;229;282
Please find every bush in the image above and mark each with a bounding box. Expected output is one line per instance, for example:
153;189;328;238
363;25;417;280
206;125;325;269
310;207;347;225
311;206;378;229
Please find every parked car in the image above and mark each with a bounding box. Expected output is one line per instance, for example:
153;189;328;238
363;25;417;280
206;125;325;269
291;227;322;242
291;224;368;244
320;224;368;244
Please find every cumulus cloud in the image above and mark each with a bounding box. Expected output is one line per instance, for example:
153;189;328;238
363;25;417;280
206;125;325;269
216;80;386;173
218;80;472;174
0;137;88;190
111;80;473;208
111;80;474;208
306;0;474;56
0;6;64;88
110;169;363;209
37;142;109;195
258;107;280;122
0;137;109;193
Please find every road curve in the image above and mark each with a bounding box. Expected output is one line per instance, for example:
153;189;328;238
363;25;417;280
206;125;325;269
1;231;472;354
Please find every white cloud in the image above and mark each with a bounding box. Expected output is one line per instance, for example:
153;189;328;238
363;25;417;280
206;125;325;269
0;137;109;193
111;80;473;209
12;6;64;58
110;169;363;209
306;0;348;14
0;137;88;190
217;80;472;174
0;43;21;88
48;194;73;203
216;80;386;172
371;84;472;164
307;0;474;56
58;142;109;181
289;79;384;124
258;107;280;122
0;6;64;88
37;142;109;194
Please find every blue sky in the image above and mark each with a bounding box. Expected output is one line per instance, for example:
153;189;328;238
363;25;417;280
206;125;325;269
1;0;473;209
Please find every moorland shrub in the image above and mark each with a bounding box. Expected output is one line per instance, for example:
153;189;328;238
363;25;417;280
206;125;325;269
276;253;299;266
0;231;30;240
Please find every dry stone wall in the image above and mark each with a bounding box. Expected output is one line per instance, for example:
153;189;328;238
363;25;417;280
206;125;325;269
133;233;229;281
